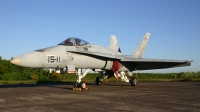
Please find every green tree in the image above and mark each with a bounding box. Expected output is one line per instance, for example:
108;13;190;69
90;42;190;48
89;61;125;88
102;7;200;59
0;63;7;74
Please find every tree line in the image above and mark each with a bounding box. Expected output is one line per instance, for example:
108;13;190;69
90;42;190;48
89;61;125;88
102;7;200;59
0;56;51;80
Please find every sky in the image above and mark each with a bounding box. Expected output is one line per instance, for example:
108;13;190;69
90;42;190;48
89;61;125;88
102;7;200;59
0;0;199;73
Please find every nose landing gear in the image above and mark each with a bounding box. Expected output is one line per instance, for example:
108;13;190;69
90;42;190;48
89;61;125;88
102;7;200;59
74;81;87;90
73;69;91;90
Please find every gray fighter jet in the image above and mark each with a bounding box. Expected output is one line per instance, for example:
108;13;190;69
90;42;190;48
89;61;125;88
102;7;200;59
11;33;192;88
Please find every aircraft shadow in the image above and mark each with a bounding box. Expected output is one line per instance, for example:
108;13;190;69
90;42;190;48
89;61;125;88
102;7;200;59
46;82;95;90
0;82;95;89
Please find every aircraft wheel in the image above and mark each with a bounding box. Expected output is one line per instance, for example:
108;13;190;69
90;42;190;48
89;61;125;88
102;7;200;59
80;82;86;89
95;77;102;85
130;77;137;86
74;81;79;88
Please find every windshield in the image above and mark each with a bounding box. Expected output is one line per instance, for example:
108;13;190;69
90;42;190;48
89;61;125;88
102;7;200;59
58;37;90;46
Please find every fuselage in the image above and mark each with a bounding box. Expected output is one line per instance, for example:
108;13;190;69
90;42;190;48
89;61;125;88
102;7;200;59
11;44;124;71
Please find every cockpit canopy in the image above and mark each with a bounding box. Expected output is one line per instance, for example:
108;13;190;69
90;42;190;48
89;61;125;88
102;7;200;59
58;37;90;46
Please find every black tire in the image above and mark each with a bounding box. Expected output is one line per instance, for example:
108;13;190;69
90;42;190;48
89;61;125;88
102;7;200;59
74;81;78;88
80;82;86;89
95;77;102;85
130;77;137;86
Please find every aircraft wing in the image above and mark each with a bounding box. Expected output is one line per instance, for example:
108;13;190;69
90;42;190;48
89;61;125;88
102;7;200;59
68;50;192;71
121;57;193;71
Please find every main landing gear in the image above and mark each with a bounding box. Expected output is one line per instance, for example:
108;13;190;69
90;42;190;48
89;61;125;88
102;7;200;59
73;69;91;90
95;71;137;86
130;77;137;86
115;71;137;86
95;71;103;85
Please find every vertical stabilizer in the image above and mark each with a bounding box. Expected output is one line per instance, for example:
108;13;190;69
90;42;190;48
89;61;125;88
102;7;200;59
110;35;121;52
131;32;150;58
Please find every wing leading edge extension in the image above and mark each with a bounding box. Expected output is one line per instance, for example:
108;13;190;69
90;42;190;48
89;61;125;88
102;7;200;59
68;50;123;60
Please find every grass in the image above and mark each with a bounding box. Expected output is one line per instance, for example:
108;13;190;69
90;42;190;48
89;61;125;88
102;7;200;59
0;80;37;84
0;72;200;85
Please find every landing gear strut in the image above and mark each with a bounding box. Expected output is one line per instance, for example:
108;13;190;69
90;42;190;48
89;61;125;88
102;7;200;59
115;71;129;83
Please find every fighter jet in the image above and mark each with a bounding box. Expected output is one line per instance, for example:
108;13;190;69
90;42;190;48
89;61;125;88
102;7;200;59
11;33;192;89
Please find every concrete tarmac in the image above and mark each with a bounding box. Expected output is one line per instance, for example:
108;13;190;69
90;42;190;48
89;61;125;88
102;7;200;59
0;82;200;112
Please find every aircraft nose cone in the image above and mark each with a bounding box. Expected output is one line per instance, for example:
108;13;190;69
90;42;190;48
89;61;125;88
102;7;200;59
11;51;43;68
11;58;21;65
